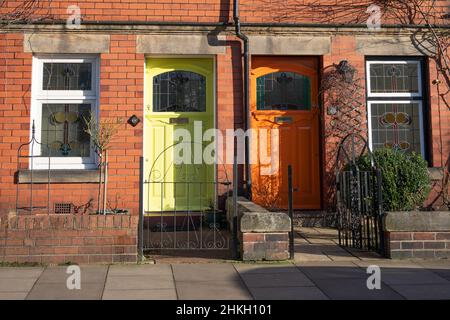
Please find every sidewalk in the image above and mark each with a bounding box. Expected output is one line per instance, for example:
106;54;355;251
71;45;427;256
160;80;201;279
294;227;383;262
1;227;450;300
1;259;450;300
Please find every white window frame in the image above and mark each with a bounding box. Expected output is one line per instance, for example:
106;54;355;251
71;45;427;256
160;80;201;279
367;100;425;158
31;55;100;170
366;60;423;98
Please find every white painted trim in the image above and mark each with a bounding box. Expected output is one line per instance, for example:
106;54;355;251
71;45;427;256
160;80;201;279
30;54;100;170
366;60;422;98
367;100;425;158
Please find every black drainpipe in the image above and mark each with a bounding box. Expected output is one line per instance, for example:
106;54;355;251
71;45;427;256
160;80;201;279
233;0;251;199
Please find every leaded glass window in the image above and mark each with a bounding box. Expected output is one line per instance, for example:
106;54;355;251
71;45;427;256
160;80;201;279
369;102;422;154
40;104;91;157
31;56;99;169
256;72;311;110
153;71;206;112
42;63;92;91
366;59;426;158
368;62;421;96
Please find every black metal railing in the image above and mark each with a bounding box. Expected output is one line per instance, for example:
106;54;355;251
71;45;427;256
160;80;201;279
335;133;385;255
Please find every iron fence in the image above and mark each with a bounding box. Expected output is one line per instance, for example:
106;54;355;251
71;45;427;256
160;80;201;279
335;133;385;254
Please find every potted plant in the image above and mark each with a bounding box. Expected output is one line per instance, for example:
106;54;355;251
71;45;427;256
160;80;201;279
203;199;227;229
83;115;125;215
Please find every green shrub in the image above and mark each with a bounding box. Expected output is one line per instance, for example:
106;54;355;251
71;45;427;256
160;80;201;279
354;148;431;212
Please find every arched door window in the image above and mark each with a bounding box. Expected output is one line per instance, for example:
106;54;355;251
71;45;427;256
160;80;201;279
153;71;206;112
256;72;311;110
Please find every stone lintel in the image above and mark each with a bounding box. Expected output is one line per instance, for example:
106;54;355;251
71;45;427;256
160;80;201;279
249;35;331;55
24;33;110;53
137;34;226;54
355;36;433;55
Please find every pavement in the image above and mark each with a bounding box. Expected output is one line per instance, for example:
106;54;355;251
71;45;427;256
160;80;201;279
294;227;383;262
1;260;450;300
1;228;450;300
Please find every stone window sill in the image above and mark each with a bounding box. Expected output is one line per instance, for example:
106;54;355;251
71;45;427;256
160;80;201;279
17;169;100;184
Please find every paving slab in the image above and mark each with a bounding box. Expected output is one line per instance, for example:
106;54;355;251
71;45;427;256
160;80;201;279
102;289;177;300
108;264;172;277
315;228;339;235
430;270;450;281
294;251;333;262
37;266;108;284
352;260;423;269
26;282;104;300
240;272;314;288
294;238;309;244
297;244;348;254
250;286;329;300
390;284;450;300
233;263;298;274
176;280;252;300
416;260;450;270
0;292;29;300
343;247;383;260
295;261;357;267
105;275;175;290
0;267;44;279
379;268;449;285
297;264;367;280
313;278;404;300
0;278;38;292
304;238;337;245
325;252;360;262
172;263;238;282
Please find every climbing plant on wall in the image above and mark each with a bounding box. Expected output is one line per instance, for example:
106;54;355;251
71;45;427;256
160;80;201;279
321;60;365;141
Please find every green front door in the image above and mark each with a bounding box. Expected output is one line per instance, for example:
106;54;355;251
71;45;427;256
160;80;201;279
144;58;215;213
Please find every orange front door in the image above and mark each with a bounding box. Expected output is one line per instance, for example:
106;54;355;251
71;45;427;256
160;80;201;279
250;57;321;209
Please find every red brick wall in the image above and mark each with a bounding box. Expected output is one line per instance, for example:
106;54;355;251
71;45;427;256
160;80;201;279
429;58;450;169
322;35;367;205
98;35;144;214
1;32;448;213
0;33;144;216
0;33;32;213
0;2;449;213
0;0;447;24
241;232;289;261
385;231;450;259
216;38;244;193
0;214;138;264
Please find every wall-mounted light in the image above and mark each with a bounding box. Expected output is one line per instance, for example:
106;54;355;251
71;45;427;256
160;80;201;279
127;115;141;127
337;60;355;83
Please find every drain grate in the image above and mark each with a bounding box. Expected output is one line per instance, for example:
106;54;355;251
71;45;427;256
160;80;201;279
54;203;72;214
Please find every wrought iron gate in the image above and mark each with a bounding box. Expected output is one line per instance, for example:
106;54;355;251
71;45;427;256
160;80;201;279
335;133;385;254
141;180;231;250
138;150;232;252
